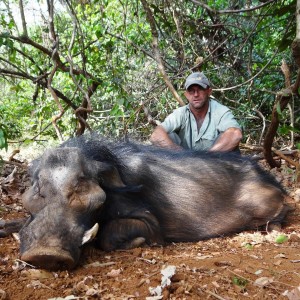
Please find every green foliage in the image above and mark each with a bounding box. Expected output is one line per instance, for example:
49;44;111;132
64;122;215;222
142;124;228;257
275;234;288;244
0;0;298;146
232;276;249;289
0;127;8;151
278;125;300;135
243;243;254;250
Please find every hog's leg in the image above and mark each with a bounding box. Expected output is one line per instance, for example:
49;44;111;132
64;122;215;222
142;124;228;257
240;185;291;230
0;217;28;237
98;217;164;251
265;203;294;231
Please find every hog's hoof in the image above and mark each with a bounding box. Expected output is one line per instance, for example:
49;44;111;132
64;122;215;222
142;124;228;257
267;222;282;232
124;237;146;249
21;247;76;270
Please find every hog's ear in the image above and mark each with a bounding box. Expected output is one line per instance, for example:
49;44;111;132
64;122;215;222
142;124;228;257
93;161;126;189
28;158;41;181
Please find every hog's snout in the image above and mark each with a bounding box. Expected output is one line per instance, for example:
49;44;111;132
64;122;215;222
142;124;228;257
21;247;76;270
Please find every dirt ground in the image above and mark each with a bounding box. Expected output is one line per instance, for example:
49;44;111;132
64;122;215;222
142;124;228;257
0;154;300;300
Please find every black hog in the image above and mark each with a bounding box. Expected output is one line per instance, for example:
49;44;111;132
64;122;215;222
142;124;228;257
3;135;291;270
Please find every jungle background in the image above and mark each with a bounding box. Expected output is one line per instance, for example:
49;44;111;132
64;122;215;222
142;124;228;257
1;1;300;299
0;0;299;156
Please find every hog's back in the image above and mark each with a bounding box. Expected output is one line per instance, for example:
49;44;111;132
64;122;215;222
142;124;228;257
118;149;285;241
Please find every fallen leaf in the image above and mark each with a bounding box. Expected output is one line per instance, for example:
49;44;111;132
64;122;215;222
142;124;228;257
249;255;260;259
21;269;53;279
214;261;232;267
149;285;163;297
26;280;51;289
0;289;6;300
149;265;176;297
212;281;220;288
196;254;213;260
289;234;300;242
161;265;176;288
282;286;300;300
85;288;99;296
254;277;274;288
107;268;121;277
75;281;89;292
274;253;287;259
83;261;116;268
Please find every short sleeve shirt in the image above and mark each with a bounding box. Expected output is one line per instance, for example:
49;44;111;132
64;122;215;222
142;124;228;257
161;99;241;151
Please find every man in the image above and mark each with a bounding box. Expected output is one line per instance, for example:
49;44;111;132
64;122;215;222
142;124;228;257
150;72;242;151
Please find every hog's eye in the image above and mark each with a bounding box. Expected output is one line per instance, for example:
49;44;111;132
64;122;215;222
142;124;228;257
33;181;46;198
32;182;39;193
75;176;87;186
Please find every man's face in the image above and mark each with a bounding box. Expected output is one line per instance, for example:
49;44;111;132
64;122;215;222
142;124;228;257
184;84;212;110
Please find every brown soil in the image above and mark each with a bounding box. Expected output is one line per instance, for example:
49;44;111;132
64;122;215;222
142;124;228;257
0;161;300;300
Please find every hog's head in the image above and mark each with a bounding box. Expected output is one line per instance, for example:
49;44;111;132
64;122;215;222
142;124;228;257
20;147;125;270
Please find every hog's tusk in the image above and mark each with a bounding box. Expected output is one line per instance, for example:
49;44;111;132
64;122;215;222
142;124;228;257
82;223;99;245
12;233;20;243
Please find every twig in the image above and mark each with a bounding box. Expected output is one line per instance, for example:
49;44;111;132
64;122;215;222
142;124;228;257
253;109;266;146
1;160;26;169
136;270;160;287
140;0;185;107
227;269;249;282
272;148;299;168
15;259;36;268
137;257;156;264
19;0;28;36
190;0;276;14
214;18;294;92
240;143;263;151
83;261;116;268
228;268;297;292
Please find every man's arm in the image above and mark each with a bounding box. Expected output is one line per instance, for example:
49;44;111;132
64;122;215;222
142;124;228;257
209;127;242;152
150;125;182;150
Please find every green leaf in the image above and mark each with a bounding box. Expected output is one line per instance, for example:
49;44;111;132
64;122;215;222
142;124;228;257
276;101;282;115
22;139;33;146
278;125;300;135
95;25;104;39
275;234;288;244
117;98;124;105
243;243;254;250
273;1;296;17
110;104;123;117
278;126;290;135
232;276;248;288
0;129;8;151
278;37;294;52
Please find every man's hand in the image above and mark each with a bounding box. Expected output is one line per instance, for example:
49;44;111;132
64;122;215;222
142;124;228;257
150;125;182;150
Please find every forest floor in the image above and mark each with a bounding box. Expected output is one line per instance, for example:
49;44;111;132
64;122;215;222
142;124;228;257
0;148;300;300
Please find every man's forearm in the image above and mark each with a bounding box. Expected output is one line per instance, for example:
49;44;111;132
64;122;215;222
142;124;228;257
150;126;182;150
210;128;242;152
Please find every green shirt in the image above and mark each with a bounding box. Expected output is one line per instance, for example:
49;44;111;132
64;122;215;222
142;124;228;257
161;99;241;151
